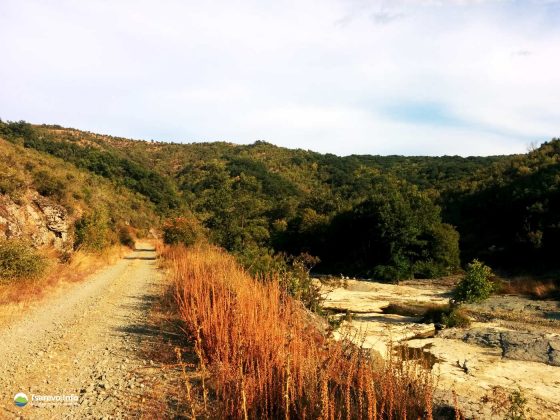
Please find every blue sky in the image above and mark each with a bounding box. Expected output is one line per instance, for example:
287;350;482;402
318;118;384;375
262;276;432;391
1;0;559;156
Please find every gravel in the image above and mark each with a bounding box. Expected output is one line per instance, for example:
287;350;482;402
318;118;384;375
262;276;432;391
0;243;168;419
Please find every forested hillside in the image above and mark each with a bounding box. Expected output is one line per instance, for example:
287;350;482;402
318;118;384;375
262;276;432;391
2;120;558;278
0;121;158;259
443;140;560;273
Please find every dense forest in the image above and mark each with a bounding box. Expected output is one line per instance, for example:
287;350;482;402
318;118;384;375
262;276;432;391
2;119;558;279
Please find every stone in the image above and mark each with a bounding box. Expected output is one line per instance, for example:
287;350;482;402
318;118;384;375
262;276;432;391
500;332;552;365
0;193;72;251
462;328;502;348
547;338;560;366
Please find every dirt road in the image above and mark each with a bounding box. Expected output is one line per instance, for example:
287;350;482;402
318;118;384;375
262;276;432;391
0;243;169;418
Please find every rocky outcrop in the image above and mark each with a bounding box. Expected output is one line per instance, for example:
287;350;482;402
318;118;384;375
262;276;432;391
501;332;560;366
34;196;69;240
323;277;560;418
459;328;560;366
0;191;72;251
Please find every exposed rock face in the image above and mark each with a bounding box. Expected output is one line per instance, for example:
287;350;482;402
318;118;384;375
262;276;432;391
457;328;560;366
34;196;69;239
462;329;502;348
0;192;72;251
501;332;560;366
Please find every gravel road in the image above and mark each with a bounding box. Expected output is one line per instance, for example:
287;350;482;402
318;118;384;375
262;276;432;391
0;243;168;419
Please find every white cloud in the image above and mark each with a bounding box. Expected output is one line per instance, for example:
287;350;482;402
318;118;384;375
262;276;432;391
0;0;558;156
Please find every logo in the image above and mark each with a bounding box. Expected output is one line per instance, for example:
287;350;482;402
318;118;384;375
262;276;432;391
14;392;28;407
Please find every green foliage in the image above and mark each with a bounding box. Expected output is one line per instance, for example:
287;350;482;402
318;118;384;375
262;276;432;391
74;210;113;252
384;301;471;328
0;239;47;281
504;389;527;420
0;173;25;199
453;259;495;303
236;247;322;312
318;180;460;280
162;216;206;246
441;307;471;328
7;120;560;279
2;120;180;212
443;139;560;272
33;170;66;199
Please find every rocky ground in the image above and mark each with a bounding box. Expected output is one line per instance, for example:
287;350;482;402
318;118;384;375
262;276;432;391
0;243;183;419
321;278;560;419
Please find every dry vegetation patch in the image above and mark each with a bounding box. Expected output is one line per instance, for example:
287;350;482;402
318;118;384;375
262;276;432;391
165;244;435;419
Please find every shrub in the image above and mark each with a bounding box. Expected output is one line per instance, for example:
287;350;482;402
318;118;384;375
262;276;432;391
412;260;447;279
422;303;470;328
505;388;527;420
118;226;135;248
0;239;46;281
74;210;113;252
453;259;495;303
0;173;26;199
162;216;206;246
441;307;471;328
236;247;322;312
484;387;527;420
33;170;66;199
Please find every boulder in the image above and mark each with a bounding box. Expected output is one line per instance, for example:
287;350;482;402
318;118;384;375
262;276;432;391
500;332;551;364
459;329;560;366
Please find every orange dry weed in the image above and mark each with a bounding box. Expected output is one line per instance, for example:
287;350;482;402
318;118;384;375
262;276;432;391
166;245;434;419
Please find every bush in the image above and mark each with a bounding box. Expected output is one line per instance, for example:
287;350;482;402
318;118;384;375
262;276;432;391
441;307;471;328
33;170;66;199
0;239;46;281
453;259;495;303
118;226;135;248
412;260;447;279
162;216;206;246
236;247;322;312
74;210;113;252
0;173;26;199
422;303;471;328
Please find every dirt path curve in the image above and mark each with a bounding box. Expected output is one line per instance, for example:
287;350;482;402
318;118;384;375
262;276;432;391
0;242;165;419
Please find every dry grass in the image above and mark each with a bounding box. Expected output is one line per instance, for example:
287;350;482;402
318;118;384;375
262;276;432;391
165;244;435;419
497;276;559;299
0;244;129;326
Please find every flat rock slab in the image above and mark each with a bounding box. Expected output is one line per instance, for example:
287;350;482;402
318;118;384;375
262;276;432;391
448;328;560;366
406;337;560;419
321;279;449;313
333;313;436;356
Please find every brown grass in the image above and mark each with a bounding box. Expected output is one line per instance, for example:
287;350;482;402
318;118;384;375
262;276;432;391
496;276;559;299
166;244;434;419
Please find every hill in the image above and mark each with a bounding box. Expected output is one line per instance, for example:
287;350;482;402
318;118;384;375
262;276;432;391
3;119;558;278
0;121;158;260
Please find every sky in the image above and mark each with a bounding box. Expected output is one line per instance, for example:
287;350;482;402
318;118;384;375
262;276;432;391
0;0;559;156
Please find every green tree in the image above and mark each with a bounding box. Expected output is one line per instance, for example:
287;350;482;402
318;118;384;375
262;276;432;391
163;216;206;246
74;210;113;252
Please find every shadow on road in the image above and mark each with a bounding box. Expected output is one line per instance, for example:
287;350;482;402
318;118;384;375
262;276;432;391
113;282;185;350
124;256;157;260
124;248;157;261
